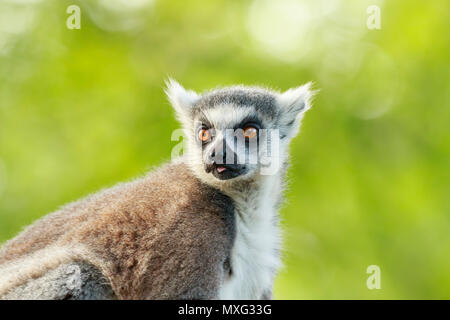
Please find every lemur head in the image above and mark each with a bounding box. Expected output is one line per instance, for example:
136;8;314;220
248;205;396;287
166;79;314;188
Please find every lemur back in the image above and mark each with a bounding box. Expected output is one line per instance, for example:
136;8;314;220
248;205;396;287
0;162;235;299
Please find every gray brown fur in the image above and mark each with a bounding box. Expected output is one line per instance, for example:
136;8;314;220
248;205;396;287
3;262;116;300
0;162;235;299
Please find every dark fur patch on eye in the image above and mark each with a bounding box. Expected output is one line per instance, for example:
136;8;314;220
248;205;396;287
195;118;213;130
236;115;262;130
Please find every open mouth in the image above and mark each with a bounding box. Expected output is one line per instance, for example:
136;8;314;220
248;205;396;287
216;166;227;173
206;164;246;180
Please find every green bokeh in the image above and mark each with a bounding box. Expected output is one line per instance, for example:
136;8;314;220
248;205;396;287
0;0;449;299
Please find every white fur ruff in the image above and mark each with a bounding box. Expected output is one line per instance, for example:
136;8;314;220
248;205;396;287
218;174;282;299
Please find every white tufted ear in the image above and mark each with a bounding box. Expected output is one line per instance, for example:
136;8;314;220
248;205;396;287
277;82;315;138
164;78;200;116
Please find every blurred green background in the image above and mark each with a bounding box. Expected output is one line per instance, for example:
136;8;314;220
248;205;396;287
0;0;449;299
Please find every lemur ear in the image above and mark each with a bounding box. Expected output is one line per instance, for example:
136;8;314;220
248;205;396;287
164;78;200;116
277;82;315;138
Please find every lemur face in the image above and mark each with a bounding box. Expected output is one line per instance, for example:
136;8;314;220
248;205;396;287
166;79;313;184
193;101;272;181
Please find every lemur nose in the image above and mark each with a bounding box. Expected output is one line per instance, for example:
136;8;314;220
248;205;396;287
209;148;226;164
208;140;237;165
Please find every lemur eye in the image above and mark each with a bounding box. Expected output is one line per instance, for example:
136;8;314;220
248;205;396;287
199;128;211;142
243;126;258;139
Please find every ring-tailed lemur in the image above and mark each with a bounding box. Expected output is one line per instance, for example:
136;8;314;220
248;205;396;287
0;79;314;300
